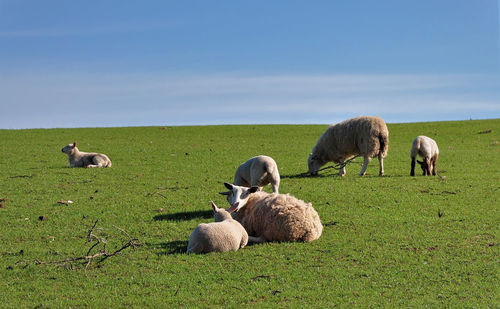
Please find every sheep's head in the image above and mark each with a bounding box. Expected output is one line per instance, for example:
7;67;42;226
61;142;77;154
219;183;259;213
211;201;232;222
308;153;324;176
416;160;429;175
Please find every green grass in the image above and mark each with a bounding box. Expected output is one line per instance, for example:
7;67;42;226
0;119;499;307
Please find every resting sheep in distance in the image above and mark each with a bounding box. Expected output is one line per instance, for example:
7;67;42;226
233;155;280;193
308;116;389;176
220;183;323;243
410;135;439;176
186;201;248;254
61;142;112;168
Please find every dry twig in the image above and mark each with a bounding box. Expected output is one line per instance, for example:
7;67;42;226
33;220;141;270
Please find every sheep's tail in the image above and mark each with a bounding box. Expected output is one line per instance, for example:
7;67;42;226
378;132;389;158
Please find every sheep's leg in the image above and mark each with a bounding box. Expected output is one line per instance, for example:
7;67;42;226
425;158;432;176
248;236;266;243
359;156;370;176
378;153;384;176
410;157;416;176
432;154;438;176
338;160;346;176
90;157;106;168
271;180;279;194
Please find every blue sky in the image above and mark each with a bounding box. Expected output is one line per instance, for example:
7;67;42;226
0;0;499;129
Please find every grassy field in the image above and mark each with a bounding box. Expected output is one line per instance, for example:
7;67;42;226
0;119;499;307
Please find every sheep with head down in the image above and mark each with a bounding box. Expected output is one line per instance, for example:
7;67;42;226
233;155;280;193
308;116;389;176
410;135;439;176
220;183;323;243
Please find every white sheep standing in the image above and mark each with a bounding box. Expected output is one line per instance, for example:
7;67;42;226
233;155;280;193
308;116;389;176
61;142;112;168
186;201;248;254
220;183;323;243
410;135;439;176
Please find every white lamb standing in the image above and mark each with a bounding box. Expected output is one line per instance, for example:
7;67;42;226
233;155;280;193
410;135;439;176
220;183;323;243
61;142;112;168
186;201;248;254
308;116;389;176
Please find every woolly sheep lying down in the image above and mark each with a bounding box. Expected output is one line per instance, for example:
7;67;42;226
186;202;248;254
410;135;439;176
61;142;112;168
308;116;389;176
220;183;323;243
233;155;280;193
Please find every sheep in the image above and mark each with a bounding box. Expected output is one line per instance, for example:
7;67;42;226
308;116;389;176
61;142;112;168
219;183;323;243
186;201;248;254
233;155;280;193
410;135;439;176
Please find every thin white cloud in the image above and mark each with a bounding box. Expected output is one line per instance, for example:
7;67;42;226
0;21;175;37
0;72;498;129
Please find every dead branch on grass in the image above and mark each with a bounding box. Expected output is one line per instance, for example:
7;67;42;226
33;220;142;270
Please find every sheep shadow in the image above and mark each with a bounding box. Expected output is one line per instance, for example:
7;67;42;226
280;171;337;179
148;241;188;255
153;210;213;221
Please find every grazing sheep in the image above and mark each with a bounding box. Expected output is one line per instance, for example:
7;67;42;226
219;183;323;243
410;135;439;176
61;142;112;168
308;116;389;176
186;201;248;254
233;155;280;193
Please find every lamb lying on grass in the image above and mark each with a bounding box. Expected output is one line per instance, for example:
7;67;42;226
308;116;389;176
233;155;280;193
61;142;112;168
220;183;323;243
186;201;248;254
410;135;439;176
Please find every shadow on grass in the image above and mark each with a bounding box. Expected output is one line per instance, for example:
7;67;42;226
280;172;336;179
282;172;415;179
148;241;188;255
153;210;213;221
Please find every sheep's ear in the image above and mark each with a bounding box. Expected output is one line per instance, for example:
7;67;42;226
224;182;233;190
219;191;230;196
249;186;259;194
210;201;218;211
73;141;77;147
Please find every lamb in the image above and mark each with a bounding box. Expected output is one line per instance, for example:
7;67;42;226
233;155;280;193
308;116;389;176
219;183;323;243
186;201;248;254
61;142;112;168
410;135;439;176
